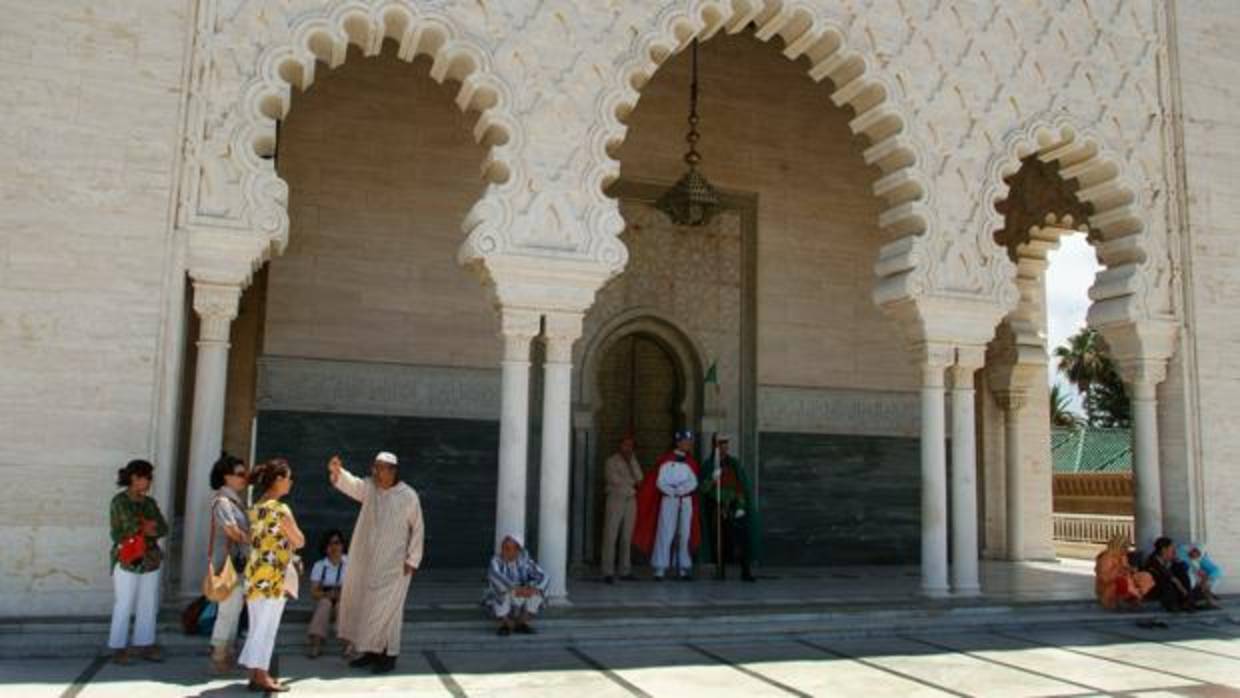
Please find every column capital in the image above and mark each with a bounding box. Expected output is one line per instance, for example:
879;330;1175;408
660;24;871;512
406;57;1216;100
954;344;987;371
191;281;241;342
1118;357;1167;396
913;341;955;369
993;389;1028;413
499;307;541;362
542;311;583;364
915;342;953;388
949;345;986;388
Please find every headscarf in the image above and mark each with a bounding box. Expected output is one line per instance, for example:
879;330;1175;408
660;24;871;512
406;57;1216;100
487;533;548;595
1104;533;1130;554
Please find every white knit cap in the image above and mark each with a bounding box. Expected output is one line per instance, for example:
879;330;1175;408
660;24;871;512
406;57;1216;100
375;451;398;466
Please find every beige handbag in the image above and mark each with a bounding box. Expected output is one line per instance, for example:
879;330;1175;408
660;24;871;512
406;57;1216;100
283;557;301;600
202;501;239;602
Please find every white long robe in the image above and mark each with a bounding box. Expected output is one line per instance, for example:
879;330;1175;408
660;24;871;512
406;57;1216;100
652;460;697;574
333;469;425;655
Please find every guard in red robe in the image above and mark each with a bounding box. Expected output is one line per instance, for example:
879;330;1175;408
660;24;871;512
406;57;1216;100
633;431;702;580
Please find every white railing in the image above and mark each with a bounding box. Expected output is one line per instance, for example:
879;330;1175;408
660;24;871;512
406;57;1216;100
1053;513;1134;544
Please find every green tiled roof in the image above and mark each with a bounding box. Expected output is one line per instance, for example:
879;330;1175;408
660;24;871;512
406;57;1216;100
1051;427;1132;473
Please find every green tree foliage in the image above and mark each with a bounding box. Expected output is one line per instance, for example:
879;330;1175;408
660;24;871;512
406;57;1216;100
1049;383;1085;429
1053;327;1131;428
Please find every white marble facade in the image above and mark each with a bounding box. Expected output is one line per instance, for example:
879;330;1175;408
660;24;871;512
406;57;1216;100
0;0;1236;614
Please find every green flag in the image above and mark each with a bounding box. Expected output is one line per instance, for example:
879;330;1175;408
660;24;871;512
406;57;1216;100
704;361;718;386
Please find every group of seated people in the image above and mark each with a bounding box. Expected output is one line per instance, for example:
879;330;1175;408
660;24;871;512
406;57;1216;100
1095;534;1223;612
304;530;551;639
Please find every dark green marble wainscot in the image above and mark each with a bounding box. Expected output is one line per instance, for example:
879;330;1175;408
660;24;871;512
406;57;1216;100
757;432;921;565
255;410;504;569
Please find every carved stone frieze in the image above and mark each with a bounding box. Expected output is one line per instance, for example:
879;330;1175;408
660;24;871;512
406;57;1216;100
758;385;922;439
184;0;1180;353
256;356;501;420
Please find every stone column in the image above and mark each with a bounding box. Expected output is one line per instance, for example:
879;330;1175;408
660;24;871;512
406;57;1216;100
1124;360;1168;550
919;348;951;597
570;406;593;566
949;349;983;595
494;309;540;549
538;313;583;600
179;281;241;595
996;390;1027;561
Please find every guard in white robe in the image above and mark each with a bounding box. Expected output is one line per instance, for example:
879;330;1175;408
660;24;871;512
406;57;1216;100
651;450;699;579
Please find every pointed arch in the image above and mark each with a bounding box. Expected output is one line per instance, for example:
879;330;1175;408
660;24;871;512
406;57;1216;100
983;114;1168;332
188;1;525;279
580;0;935;319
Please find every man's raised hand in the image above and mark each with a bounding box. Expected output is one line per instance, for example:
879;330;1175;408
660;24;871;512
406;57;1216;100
328;455;343;481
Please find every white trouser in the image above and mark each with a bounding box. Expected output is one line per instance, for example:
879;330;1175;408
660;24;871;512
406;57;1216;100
238;597;286;671
651;495;693;575
210;582;245;649
601;494;637;576
108;567;161;649
491;591;544;619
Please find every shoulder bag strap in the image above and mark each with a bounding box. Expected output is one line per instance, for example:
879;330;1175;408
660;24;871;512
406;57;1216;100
206;499;232;565
205;500;218;565
206;500;217;565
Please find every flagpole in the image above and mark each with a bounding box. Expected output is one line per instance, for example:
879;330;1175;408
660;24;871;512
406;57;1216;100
714;435;722;579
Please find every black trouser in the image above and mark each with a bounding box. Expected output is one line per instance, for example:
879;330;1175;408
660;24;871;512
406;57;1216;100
1150;561;1201;611
714;510;751;578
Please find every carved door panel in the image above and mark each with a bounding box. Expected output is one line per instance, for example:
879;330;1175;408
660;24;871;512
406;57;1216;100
592;333;683;560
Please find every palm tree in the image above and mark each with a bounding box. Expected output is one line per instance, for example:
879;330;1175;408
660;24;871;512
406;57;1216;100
1087;376;1132;428
1054;327;1109;394
1049;383;1084;428
1054;327;1131;428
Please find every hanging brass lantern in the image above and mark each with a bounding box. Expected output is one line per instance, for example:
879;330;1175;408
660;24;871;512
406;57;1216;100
656;39;721;227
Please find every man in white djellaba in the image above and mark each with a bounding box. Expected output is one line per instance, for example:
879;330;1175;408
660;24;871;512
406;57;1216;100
328;451;425;675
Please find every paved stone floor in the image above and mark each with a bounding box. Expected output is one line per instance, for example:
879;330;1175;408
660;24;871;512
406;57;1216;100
7;618;1240;697
337;559;1100;615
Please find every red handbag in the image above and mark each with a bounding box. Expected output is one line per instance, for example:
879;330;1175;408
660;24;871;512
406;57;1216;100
117;518;146;565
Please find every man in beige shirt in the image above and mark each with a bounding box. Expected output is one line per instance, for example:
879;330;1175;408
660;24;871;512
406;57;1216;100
601;436;644;583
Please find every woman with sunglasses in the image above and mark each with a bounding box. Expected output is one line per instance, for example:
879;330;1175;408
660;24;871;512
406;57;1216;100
238;458;304;693
108;459;169;664
306;529;349;658
207;452;250;673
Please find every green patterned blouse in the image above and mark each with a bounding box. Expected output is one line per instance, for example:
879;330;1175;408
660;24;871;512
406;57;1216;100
109;491;169;573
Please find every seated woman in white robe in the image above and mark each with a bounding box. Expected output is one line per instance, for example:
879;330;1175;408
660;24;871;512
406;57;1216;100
483;534;549;636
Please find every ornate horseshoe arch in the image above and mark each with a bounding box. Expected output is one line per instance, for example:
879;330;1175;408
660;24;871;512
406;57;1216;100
179;1;526;284
581;0;939;337
979;115;1178;365
986;116;1172;325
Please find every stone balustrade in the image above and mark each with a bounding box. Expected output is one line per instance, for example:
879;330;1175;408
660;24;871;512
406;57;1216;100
1052;513;1135;545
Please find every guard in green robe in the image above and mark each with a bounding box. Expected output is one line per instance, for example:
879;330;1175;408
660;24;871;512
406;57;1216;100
699;433;759;581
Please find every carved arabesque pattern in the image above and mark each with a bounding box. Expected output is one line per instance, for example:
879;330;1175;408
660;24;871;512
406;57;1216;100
190;0;1179;339
980;116;1168;336
586;0;933;312
185;0;527;272
576;0;1175;337
994;156;1093;257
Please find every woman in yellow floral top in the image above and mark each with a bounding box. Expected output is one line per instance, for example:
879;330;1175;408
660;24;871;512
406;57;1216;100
237;458;304;693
